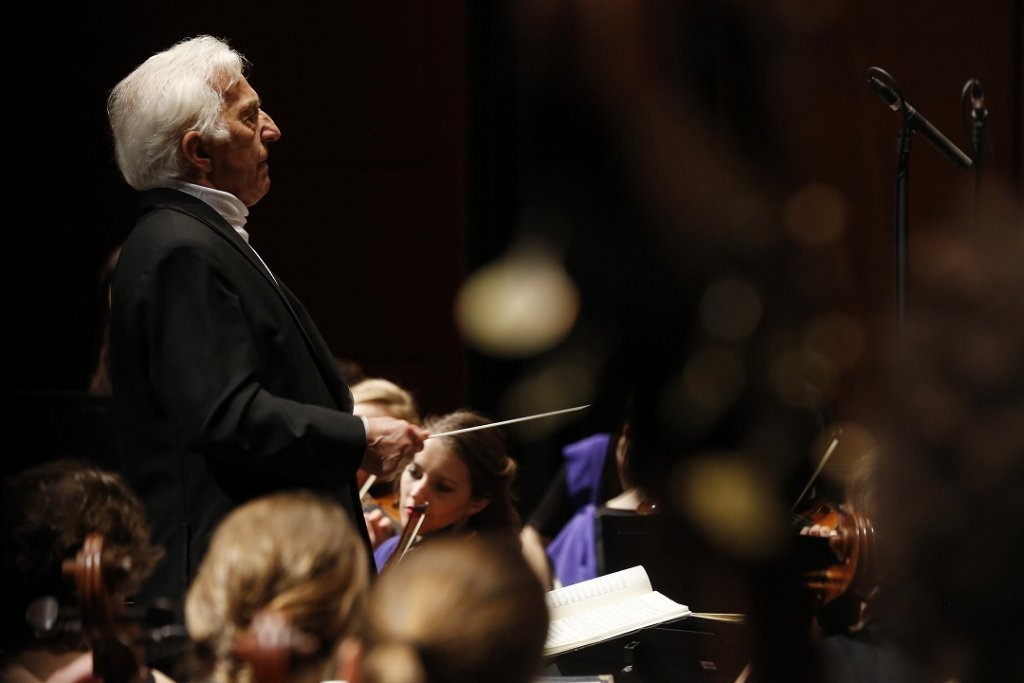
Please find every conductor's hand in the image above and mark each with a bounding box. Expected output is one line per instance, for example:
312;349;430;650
360;416;428;478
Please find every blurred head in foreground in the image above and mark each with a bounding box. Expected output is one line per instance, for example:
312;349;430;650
344;534;548;683
185;491;369;683
878;199;1024;683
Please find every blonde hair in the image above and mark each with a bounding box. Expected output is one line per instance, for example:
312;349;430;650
351;378;422;425
185;491;369;683
360;535;548;683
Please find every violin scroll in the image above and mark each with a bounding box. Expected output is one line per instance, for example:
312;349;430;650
60;533;189;683
796;500;880;631
61;533;144;683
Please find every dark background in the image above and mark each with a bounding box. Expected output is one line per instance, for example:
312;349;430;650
4;1;1022;516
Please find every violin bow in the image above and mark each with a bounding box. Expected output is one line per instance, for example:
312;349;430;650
381;503;428;573
399;510;427;560
359;475;377;500
791;430;842;514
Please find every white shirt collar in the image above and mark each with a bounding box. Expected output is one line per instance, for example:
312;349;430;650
165;180;251;242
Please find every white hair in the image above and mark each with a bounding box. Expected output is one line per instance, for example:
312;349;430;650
107;35;247;190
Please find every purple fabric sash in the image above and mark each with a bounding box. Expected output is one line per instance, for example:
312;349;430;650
546;433;611;586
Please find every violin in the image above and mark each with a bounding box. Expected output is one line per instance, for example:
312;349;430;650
59;533;189;683
790;432;881;631
794;498;879;631
381;503;428;574
359;474;402;546
62;532;143;683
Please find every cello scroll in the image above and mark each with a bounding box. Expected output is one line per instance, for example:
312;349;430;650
61;533;145;683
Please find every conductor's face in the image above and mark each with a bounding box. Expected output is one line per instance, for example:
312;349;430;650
206;76;281;206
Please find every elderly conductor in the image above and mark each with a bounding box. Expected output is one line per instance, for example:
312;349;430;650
106;35;427;613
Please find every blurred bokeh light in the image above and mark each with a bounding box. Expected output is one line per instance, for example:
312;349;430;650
455;245;580;358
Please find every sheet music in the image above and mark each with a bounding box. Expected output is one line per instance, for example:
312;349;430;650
546;566;651;619
544;566;690;657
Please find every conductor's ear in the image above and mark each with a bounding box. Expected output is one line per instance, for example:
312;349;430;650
182;131;213;173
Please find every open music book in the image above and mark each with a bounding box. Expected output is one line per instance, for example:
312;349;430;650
544;565;691;657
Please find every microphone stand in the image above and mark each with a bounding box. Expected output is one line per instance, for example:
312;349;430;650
970;105;985;216
866;67;972;342
894;118;911;342
961;78;988;223
868;68;913;342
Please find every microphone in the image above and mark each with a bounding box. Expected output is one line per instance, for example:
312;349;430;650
867;68;973;169
961;77;988;198
964;78;987;121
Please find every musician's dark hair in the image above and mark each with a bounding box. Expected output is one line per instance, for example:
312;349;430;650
0;458;162;652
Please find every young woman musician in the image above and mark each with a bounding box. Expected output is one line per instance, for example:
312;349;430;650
372;410;520;573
